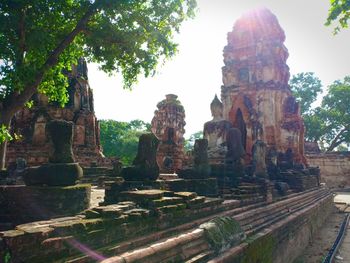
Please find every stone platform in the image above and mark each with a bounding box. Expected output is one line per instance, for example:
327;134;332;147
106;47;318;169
0;187;332;262
100;188;332;263
0;184;91;229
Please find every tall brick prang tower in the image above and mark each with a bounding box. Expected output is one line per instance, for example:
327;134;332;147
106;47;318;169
221;8;306;164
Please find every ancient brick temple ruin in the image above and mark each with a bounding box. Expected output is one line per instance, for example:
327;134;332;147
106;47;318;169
6;58;107;168
151;94;186;173
0;8;338;263
206;8;306;167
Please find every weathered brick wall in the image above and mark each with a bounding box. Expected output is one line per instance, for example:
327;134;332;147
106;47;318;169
0;184;91;229
306;152;350;189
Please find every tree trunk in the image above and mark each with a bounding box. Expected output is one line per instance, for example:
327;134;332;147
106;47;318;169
0;113;12;170
0;2;100;170
326;126;348;152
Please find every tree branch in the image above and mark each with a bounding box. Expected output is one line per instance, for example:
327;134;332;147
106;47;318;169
326;125;349;152
3;0;102;117
17;6;26;67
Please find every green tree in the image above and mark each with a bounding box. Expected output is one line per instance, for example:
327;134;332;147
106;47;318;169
326;0;350;33
302;108;327;143
290;73;350;152
0;0;197;169
320;76;350;151
99;119;151;165
336;144;349;151
184;131;203;151
289;72;322;115
301;76;350;152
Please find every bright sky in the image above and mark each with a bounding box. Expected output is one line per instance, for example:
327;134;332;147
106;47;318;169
89;0;350;138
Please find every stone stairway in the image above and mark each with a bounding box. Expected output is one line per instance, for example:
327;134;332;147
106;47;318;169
220;181;266;204
185;188;330;263
1;188;329;263
233;187;330;235
99;188;330;263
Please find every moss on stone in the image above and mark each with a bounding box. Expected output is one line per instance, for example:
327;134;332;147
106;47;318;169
200;216;245;253
25;184;90;191
80;218;105;232
173;191;198;200
242;233;276;263
293;256;306;263
151;197;183;207
24;163;84;186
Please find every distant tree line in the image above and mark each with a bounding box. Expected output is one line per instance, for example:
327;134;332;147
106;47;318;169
99;119;151;165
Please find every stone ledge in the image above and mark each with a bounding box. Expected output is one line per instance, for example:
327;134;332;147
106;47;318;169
208;193;334;263
0;184;91;228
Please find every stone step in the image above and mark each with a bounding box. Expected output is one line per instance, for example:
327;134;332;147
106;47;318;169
238;189;329;233
120;189;167;200
185;251;215;263
174;191;198;200
185;197;223;210
150;197;184;208
231;193;262;200
238;185;261;190
186;196;206;208
239;182;259;187
246;190;329;236
233;189;261;195
239;196;266;206
96;189;330;263
155;203;187;214
234;189;327;226
158;174;179;180
208;192;332;263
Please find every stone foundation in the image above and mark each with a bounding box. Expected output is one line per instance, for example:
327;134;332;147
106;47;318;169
209;189;334;263
165;178;219;196
0;188;331;263
0;193;235;263
0;184;91;228
306;152;350;188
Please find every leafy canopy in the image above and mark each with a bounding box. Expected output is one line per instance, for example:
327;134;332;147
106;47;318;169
99;119;151;165
184;131;203;151
319;76;350;151
0;0;196;149
289;72;322;115
291;73;350;151
326;0;350;33
0;0;197;106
